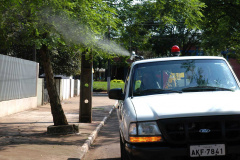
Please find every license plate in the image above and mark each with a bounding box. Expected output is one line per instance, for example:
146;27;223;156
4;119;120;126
190;144;225;157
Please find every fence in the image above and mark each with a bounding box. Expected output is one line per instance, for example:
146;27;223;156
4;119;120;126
38;78;80;106
0;54;80;117
0;54;38;102
0;54;38;117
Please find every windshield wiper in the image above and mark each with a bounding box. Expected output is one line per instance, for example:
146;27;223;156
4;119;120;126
138;89;182;95
182;86;234;92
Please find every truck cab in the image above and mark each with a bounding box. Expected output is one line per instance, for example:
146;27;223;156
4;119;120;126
109;56;240;160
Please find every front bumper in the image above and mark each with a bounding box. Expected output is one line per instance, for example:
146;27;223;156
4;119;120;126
125;142;240;160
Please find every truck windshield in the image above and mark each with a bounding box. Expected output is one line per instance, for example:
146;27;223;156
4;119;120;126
131;59;239;96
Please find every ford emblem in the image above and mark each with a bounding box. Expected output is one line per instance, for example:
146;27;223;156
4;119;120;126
199;129;211;133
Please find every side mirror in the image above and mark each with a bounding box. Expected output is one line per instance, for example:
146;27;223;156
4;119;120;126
108;88;124;100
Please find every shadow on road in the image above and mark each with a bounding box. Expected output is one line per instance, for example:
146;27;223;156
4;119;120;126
96;159;120;160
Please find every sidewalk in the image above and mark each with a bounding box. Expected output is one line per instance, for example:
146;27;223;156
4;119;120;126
0;94;116;160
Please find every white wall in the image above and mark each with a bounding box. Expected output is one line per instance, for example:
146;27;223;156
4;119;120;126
0;97;37;117
74;80;80;96
0;76;80;117
37;78;43;106
62;79;70;100
70;79;74;98
0;54;38;117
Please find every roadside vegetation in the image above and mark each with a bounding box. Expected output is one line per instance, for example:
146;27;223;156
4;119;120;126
93;81;125;92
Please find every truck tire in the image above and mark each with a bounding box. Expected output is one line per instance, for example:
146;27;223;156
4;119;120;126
120;133;130;160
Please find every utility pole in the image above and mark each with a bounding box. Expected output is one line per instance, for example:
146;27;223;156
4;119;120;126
79;51;93;123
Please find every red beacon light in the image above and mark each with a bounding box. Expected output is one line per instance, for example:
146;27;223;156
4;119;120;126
171;45;181;57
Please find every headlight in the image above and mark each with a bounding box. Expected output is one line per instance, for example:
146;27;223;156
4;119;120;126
138;122;161;135
129;121;162;143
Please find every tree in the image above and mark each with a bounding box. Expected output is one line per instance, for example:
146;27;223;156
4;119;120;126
115;0;205;57
0;0;206;126
0;0;120;126
200;0;240;54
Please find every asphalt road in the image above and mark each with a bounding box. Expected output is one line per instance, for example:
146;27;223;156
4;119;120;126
83;109;121;160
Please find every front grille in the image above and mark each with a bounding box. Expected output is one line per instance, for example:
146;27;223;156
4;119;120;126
158;115;240;144
226;120;240;139
188;121;222;141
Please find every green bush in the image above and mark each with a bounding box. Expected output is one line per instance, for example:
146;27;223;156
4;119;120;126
111;79;124;83
93;81;125;92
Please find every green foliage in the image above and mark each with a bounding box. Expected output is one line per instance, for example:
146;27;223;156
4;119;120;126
51;49;81;76
0;0;122;75
93;81;125;92
93;53;130;81
111;79;124;83
115;0;205;57
200;0;240;53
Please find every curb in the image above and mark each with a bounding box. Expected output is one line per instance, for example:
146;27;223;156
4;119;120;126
79;101;117;159
93;92;108;96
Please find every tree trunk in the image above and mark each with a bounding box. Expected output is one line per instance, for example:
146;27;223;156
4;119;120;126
39;44;68;126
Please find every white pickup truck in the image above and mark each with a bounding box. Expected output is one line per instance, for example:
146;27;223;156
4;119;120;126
109;56;240;160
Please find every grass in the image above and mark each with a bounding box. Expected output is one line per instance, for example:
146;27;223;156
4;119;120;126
93;81;125;92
